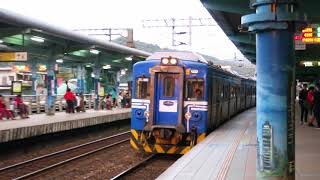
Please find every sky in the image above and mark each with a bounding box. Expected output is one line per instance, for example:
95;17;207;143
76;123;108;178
0;0;246;60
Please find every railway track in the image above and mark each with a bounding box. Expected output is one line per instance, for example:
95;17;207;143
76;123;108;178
111;154;180;180
0;131;130;180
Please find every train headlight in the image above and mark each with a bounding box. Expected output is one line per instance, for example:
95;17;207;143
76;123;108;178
161;57;179;65
185;112;191;121
144;111;150;117
162;58;169;65
170;58;177;65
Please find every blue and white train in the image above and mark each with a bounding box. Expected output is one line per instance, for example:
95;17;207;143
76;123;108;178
130;52;255;154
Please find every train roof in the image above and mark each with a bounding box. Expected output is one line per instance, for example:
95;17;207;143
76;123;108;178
145;51;255;83
146;51;208;64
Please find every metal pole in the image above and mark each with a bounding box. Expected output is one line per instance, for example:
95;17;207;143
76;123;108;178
93;57;101;110
189;16;192;49
30;59;37;96
172;18;175;46
46;59;56;115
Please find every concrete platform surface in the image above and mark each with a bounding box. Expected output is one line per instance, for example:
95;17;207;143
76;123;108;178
0;108;131;143
158;108;320;180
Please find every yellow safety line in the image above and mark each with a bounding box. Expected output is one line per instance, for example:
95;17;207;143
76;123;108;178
216;121;250;180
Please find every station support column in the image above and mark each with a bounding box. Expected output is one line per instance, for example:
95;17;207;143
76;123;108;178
46;60;57;115
242;0;304;179
77;64;85;94
93;58;101;110
30;60;38;96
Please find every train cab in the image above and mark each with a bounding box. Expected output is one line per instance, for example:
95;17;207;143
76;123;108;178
131;52;208;154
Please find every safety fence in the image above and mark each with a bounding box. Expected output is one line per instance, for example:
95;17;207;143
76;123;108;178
2;94;97;115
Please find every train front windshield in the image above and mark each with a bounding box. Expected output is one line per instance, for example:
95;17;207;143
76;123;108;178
135;77;150;99
185;78;204;101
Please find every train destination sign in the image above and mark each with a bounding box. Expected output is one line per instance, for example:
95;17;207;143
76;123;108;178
0;52;27;61
301;26;320;43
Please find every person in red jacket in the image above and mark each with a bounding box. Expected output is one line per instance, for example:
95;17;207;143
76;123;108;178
64;88;75;113
0;95;15;120
307;86;315;126
14;94;29;119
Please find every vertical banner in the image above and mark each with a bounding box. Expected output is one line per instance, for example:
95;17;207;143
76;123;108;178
51;79;55;96
256;31;295;179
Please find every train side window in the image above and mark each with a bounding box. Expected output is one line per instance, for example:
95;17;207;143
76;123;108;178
136;77;150;99
164;77;175;97
185;78;204;100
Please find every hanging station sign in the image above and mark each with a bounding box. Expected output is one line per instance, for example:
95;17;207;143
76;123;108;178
0;52;27;61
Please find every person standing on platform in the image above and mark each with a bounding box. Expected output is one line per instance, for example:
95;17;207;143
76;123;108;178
111;88;117;107
299;83;308;125
313;83;320;129
306;86;315;126
64;88;75;113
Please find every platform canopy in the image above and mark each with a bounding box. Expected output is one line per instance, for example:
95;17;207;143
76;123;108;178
0;8;151;70
201;0;320;81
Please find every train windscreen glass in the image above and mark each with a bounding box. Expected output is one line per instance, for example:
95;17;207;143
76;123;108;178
136;77;150;99
164;77;175;97
185;78;204;100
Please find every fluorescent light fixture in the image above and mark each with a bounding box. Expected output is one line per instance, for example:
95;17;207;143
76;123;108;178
0;40;3;43
85;64;91;67
112;59;121;63
90;49;100;54
125;56;132;61
30;36;45;43
103;65;111;69
120;69;126;75
304;62;313;67
56;59;63;63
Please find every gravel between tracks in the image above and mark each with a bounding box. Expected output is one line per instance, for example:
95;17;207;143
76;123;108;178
0;121;180;179
30;143;146;180
0;121;130;169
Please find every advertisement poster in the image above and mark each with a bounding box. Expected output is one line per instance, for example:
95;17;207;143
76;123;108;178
12;81;22;94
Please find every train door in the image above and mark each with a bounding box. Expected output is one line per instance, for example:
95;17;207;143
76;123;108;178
154;73;182;126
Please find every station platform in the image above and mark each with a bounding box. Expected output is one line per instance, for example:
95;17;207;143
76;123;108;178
158;108;320;180
0;108;131;143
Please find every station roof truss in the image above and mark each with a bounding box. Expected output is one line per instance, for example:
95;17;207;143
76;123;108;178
200;1;319;62
200;0;320;80
0;8;151;71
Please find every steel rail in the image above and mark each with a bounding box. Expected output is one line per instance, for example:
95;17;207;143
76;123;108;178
110;154;157;180
0;131;130;179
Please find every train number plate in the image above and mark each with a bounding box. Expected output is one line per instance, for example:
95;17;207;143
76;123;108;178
159;100;177;112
